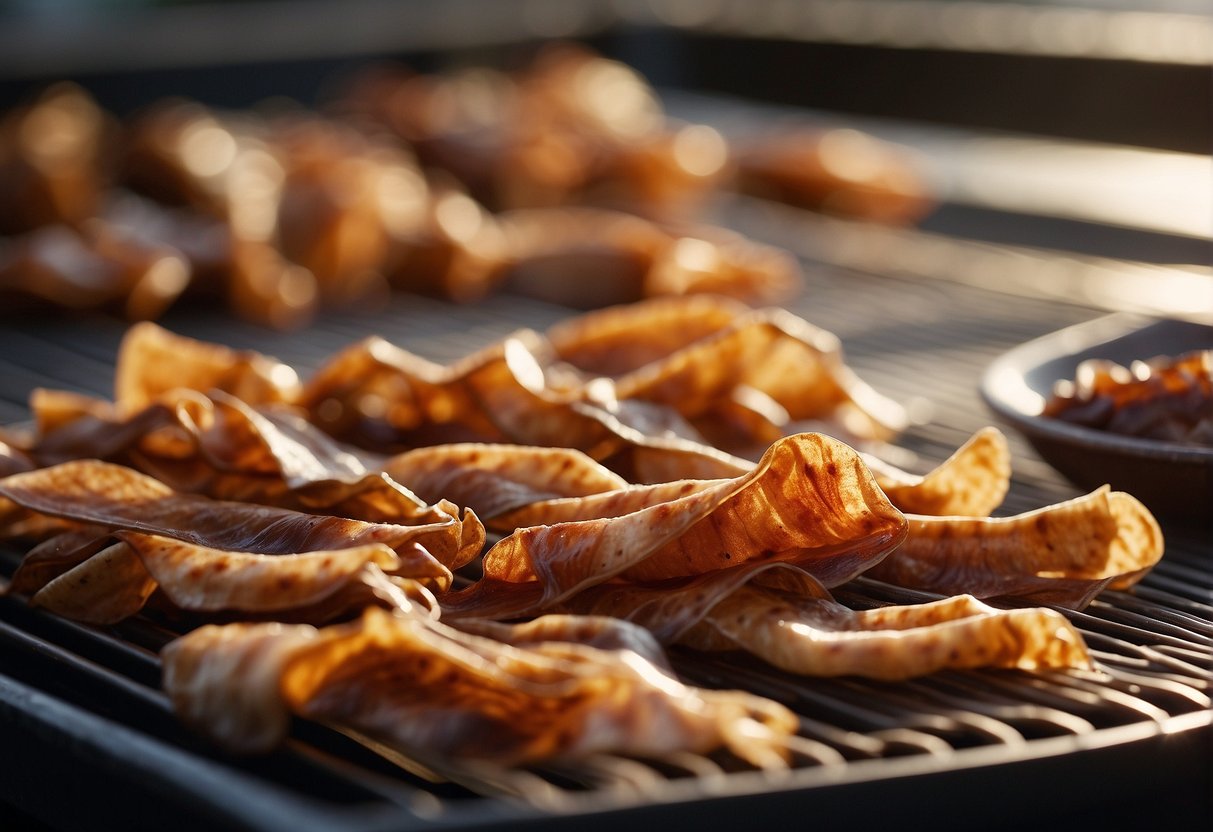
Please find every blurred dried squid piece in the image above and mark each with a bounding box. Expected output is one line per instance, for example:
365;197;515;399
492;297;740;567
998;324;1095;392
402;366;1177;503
120;101;318;328
0;83;111;234
868;486;1164;608
1043;350;1213;446
492;208;800;307
122;103;446;327
340;44;729;219
0;221;190;319
735;127;934;225
0;438;34;478
163;606;797;766
382;181;506;303
444;432;907;620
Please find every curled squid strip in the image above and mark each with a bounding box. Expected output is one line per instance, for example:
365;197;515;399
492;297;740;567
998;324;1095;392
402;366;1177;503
381;443;626;523
0;461;470;589
445;433;907;620
15;386;484;560
566;565;1093;679
163;606;798;766
868;486;1164;607
863;427;1011;517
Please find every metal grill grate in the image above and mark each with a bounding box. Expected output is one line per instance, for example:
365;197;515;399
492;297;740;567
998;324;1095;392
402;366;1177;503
1;200;1210;830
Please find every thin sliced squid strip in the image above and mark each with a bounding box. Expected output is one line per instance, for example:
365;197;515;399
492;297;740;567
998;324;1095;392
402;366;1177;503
562;564;1093;680
684;585;1094;680
162;607;798;766
868;487;1163;607
31;542;157;624
863;427;1011;516
115;322;300;413
381;443;626;522
445;433;906;619
0;460;463;583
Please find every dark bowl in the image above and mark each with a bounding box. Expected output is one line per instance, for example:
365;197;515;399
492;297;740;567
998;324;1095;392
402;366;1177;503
980;313;1213;523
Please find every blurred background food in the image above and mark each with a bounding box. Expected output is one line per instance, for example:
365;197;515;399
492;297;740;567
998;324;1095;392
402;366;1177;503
0;0;1207;326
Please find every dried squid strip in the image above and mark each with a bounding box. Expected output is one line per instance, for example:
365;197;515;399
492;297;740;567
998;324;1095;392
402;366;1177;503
381;444;626;523
445;433;906;619
301;331;592;451
548;295;907;443
29;541;158;624
9;395;485;568
26;530;431;626
121;534;411;616
867;487;1164;608
7;526;113;596
0;461;465;584
566;564;1093;679
495;428;1010;527
163;607;797;766
299;330;715;476
115;321;300;413
862;427;1011;517
25;386;475;530
685;584;1092;680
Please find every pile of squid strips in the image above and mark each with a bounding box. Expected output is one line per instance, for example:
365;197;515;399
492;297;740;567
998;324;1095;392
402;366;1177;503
0;295;1163;767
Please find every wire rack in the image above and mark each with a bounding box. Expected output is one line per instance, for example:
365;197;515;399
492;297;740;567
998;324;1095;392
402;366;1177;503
1;199;1210;830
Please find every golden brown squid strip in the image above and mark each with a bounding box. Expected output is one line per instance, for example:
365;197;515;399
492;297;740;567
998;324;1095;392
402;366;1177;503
495;429;1007;528
497;427;1012;526
862;427;1012;517
380;443;626;523
27;532;433;627
301;332;590;451
548;296;907;443
120;535;407;615
444;433;906;619
163;606;797;766
0;461;471;582
26;541;157;624
867;487;1164;608
683;582;1093;679
565;564;1093;679
6;526;113;596
16;390;484;557
115;322;301;413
